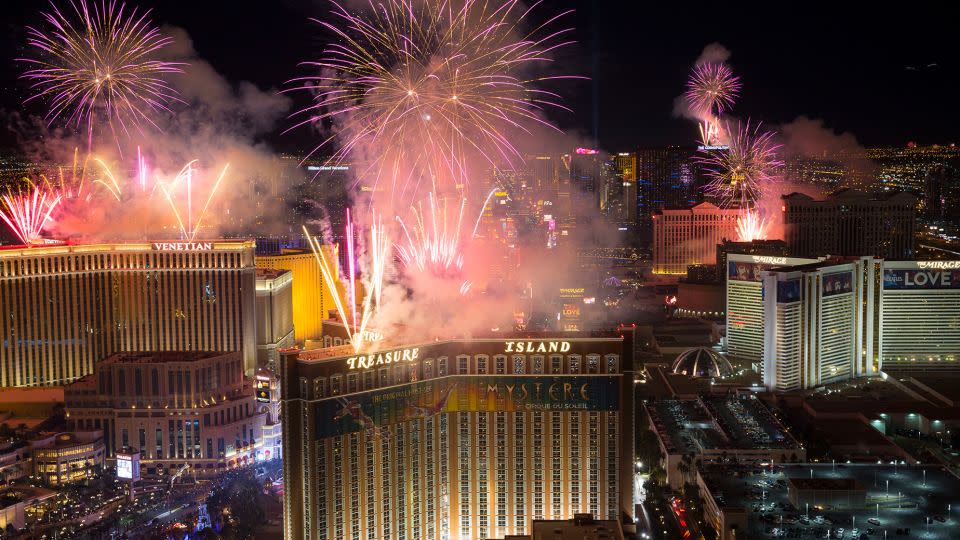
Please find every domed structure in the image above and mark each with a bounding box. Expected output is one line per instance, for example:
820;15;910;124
671;347;734;379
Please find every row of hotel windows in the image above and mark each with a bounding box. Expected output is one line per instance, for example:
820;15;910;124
98;360;243;398
0;251;247;278
300;353;619;399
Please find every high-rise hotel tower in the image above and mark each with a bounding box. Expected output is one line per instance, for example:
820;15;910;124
280;333;635;540
0;240;257;387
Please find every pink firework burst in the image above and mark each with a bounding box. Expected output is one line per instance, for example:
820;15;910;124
287;0;582;199
20;0;184;143
699;121;783;208
685;62;742;116
0;185;62;245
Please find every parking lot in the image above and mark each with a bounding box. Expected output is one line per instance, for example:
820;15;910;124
703;464;960;539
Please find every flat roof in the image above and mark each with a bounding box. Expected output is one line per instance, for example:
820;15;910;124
0;239;255;258
787;477;865;491
101;351;235;365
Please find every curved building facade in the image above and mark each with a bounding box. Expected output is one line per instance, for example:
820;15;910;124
0;241;257;387
280;334;635;540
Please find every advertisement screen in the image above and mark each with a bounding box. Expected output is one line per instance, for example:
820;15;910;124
116;453;139;480
728;261;764;282
255;378;271;403
883;269;960;290
777;280;801;303
314;375;619;438
822;272;853;297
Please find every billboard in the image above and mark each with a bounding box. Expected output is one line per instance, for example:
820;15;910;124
728;261;764;282
314;375;619;438
255;377;271;403
883;268;960;290
822;272;853;297
116;452;140;481
776;280;801;303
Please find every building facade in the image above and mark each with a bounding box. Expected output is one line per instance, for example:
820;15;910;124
29;431;105;486
782;190;917;259
725;254;822;368
255;269;295;371
64;351;281;478
257;247;340;343
653;202;741;275
0;241;258;387
880;260;960;365
280;334;635;540
728;255;960;390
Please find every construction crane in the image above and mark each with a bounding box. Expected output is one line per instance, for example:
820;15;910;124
170;463;191;488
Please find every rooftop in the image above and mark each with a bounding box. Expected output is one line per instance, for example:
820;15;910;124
101;351;236;365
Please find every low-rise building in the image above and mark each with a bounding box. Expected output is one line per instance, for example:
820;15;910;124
0;441;30;485
65;351;281;478
491;513;626;540
29;431;104;486
0;486;55;531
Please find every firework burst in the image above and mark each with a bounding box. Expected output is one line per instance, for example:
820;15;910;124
700;121;783;208
736;209;768;242
0;184;62;245
395;189;496;278
156;161;231;242
685;62;741;116
20;0;184;144
288;0;579;198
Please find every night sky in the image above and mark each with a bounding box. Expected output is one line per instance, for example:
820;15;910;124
0;1;956;153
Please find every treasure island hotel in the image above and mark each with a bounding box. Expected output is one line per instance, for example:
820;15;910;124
280;333;635;540
0;240;257;387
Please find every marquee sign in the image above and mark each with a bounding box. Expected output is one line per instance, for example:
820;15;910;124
314;375;618;438
152;242;213;251
884;268;960;290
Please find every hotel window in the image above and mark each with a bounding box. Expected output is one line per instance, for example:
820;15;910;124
550;355;562;374
605;355;618;373
363;370;375;390
330;375;342;396
424;360;434;379
437;357;448;376
477;355;488;374
346;373;359;393
494;355;506;374
457;355;470;374
532;355;544;373
568;355;581;373
379;368;390;386
513;355;525;374
313;377;327;398
587;355;600;373
299;377;309;398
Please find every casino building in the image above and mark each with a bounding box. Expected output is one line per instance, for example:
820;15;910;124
280;333;635;540
0;240;258;387
726;254;960;390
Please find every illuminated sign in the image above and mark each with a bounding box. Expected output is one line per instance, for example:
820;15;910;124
314;375;618;437
697;144;730;151
505;341;571;353
822;272;853;297
116;452;140;480
306;165;349;171
917;261;960;269
559;287;585;298
255;377;271;403
562;304;580;318
751;256;788;265
347;347;421;370
884;269;960;290
575;148;599;155
152;242;213;251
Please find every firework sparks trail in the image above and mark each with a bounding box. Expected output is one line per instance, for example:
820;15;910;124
736;209;768;242
396;189;496;295
20;0;184;145
287;0;581;198
699;121;783;208
0;185;62;245
685;62;741;117
303;209;390;354
157;161;230;242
